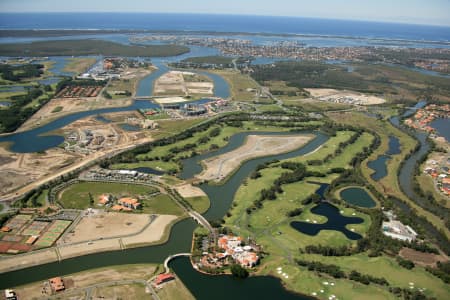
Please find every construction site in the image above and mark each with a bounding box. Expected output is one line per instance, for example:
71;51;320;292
153;70;214;100
0;111;155;200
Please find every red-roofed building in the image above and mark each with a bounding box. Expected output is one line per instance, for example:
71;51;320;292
98;194;112;206
118;197;141;210
155;273;175;285
49;277;65;292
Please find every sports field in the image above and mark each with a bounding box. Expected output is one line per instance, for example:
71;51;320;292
35;220;71;247
21;221;49;236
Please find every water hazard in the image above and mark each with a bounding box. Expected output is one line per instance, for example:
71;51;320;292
367;136;401;181
340;187;376;208
290;202;363;240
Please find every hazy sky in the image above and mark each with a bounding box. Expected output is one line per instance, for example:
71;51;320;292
1;0;449;26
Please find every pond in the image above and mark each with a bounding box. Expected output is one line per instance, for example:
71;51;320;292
367;136;400;181
290;202;363;240
340;187;376;208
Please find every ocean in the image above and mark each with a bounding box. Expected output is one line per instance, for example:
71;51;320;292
0;13;449;42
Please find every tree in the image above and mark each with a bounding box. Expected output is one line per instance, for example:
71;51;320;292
230;264;249;278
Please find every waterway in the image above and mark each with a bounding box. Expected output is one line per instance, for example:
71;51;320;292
0;130;328;298
430;118;450;143
0;59;229;153
340;187;376;208
367;136;401;181
170;257;311;300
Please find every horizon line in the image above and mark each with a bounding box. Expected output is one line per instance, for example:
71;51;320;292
1;11;449;28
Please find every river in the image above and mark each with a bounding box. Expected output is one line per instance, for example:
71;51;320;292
0;60;229;153
0;131;326;300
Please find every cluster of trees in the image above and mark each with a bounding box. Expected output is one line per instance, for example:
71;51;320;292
396;257;415;269
388;287;434;300
296;259;345;278
230;264;249;278
426;261;450;284
296;259;389;287
251;61;373;93
303;244;354;256
0;86;50;133
0;63;43;81
348;270;389;286
56;77;106;93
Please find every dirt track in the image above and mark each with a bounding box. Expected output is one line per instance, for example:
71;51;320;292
197;134;314;182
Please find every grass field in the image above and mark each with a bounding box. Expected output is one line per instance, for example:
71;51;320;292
133;121;316;173
140;194;184;216
157;276;195;300
298;253;450;300
328;111;450;238
184;196;210;214
58;182;159;209
207;70;260;101
417;171;449;208
62;57;97;74
35;220;71;247
92;283;149;299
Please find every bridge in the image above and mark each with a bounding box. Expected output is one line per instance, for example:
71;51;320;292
163;253;192;273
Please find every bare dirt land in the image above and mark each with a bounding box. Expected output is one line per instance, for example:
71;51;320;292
0;113;154;200
14;264;157;300
59;212;153;244
399;247;448;267
122;214;178;247
0;214;178;272
175;184;207;198
0;248;58;273
18;97;132;132
0;146;82;197
154;70;213;97
154;96;189;104
197;134;314;182
305;88;386;105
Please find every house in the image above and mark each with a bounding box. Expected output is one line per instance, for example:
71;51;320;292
25;236;39;245
118;197;141;210
111;205;123;211
4;289;17;300
1;226;11;232
49;277;65;292
98;194;112;206
155;273;175;285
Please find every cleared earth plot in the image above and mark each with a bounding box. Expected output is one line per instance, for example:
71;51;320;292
197;134;314;182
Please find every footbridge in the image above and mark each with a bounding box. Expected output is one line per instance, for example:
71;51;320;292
163;253;192;273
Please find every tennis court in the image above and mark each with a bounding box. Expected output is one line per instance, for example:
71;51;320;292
35;220;71;247
22;221;50;236
4;214;32;231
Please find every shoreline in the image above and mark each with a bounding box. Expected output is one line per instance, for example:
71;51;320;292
0;215;182;274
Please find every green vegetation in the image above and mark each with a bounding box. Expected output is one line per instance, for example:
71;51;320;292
58;182;159;210
252;61;450;103
0;64;44;82
0;40;190;57
328;112;450;239
140;194;184;216
184;196;210;214
62;57;97;74
208;70;260;101
0;63;55;132
230;264;249;278
183;56;234;65
51;106;63;113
